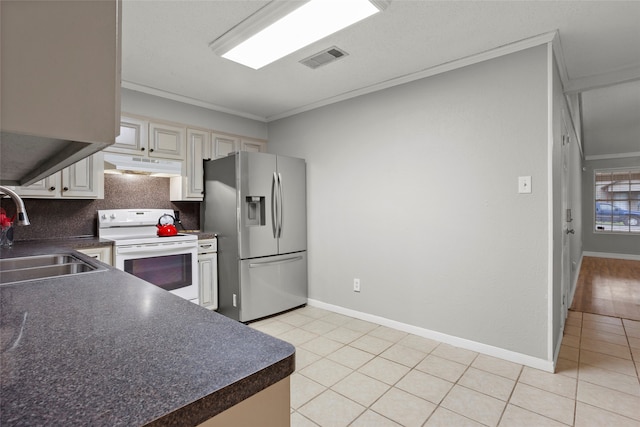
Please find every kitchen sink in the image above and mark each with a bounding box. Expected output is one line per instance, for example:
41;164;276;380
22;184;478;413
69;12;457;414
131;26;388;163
0;253;106;285
0;254;79;270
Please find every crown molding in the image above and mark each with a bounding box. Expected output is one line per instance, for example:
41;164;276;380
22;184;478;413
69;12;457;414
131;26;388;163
585;151;640;161
121;81;268;122
267;31;557;122
564;65;640;94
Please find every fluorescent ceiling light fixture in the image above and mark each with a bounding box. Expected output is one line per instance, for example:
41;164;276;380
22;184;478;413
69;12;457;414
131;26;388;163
213;0;387;70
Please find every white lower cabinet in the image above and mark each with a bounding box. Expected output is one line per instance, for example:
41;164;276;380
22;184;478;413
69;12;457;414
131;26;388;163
198;239;218;310
76;246;113;266
15;153;104;199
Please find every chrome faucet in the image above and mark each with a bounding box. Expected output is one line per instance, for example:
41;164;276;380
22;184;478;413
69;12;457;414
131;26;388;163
0;186;30;225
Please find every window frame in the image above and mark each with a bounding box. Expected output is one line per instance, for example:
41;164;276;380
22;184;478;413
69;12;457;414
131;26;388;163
593;167;640;235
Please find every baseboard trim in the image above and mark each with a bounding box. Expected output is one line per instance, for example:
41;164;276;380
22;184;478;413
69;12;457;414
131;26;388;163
583;251;640;261
568;254;583;309
307;299;554;373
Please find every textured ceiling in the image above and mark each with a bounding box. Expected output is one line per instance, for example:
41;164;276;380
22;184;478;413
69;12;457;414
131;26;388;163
121;0;640;156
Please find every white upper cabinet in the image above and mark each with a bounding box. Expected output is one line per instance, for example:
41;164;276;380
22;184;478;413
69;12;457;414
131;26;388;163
171;131;268;201
240;138;268;153
15;153;104;199
0;0;121;186
108;116;186;160
109;116;148;154
62;154;105;198
170;129;208;201
149;122;186;160
112;115;268;202
207;133;267;160
210;133;240;159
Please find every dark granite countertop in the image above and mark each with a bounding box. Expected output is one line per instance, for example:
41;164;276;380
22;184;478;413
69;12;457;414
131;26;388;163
182;231;217;240
14;235;113;249
0;242;295;426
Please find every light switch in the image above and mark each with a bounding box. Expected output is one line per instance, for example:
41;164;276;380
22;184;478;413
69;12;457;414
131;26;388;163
518;176;532;194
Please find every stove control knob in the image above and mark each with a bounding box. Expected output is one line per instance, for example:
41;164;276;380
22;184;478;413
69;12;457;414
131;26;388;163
110;214;116;220
101;214;107;220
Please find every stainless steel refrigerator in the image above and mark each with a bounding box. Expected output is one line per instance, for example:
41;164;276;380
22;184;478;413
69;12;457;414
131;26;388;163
202;151;308;322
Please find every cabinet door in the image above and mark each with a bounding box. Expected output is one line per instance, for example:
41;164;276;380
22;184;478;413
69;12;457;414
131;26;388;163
149;122;186;160
61;152;104;198
241;138;267;153
14;174;59;198
186;129;207;198
171;128;206;201
76;246;113;266
14;153;104;198
108;116;148;155
198;252;218;310
211;133;239;159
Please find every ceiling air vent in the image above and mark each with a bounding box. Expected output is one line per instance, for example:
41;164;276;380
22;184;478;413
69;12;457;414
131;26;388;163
300;46;348;69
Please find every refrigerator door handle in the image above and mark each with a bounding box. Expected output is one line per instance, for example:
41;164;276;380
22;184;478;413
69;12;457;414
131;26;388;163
249;256;303;268
277;172;284;238
272;172;278;238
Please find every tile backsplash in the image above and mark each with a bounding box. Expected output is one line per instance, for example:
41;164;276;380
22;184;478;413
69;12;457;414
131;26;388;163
1;174;200;241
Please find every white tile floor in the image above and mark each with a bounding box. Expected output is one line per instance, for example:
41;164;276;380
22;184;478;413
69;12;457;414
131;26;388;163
250;306;640;427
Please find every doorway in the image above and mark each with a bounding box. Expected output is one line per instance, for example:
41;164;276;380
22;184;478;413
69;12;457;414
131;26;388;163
570;256;640;321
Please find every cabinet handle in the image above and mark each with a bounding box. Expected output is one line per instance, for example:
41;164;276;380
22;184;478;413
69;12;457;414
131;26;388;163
141;147;145;151
49;186;56;191
63;187;69;192
149;148;154;153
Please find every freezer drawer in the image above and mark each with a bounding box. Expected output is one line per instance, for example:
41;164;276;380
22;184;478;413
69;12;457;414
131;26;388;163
239;251;307;322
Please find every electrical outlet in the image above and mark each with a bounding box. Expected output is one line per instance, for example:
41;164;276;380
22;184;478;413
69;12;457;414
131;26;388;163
353;278;361;292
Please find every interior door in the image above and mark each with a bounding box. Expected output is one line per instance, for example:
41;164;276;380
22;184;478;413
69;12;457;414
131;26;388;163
276;155;307;254
561;131;573;326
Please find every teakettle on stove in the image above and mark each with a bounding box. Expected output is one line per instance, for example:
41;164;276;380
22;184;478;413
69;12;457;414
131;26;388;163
156;214;178;237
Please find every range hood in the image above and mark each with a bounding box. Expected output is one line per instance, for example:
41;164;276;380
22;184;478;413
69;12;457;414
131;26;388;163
104;153;182;177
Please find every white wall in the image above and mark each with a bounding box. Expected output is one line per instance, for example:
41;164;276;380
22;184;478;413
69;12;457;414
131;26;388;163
268;46;551;360
120;88;268;139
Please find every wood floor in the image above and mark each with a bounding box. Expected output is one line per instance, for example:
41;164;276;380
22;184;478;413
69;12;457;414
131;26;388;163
570;256;640;321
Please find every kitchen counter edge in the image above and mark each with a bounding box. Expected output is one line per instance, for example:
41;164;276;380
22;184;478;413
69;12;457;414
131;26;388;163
0;241;295;426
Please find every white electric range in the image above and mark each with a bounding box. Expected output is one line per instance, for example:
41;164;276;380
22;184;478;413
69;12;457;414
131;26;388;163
98;209;199;304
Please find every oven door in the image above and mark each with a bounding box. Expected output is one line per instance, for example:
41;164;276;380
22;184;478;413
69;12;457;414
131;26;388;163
115;242;199;304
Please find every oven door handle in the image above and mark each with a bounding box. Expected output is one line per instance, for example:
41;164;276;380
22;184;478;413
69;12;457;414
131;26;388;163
116;245;194;255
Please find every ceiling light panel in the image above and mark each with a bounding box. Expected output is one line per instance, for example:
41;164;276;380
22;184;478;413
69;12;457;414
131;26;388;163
218;0;385;70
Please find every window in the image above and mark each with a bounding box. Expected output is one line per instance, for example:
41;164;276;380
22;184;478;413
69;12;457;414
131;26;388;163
594;169;640;233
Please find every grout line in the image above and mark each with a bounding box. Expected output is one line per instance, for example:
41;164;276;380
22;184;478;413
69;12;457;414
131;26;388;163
571;311;583;427
622;320;640;380
286;307;640;427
